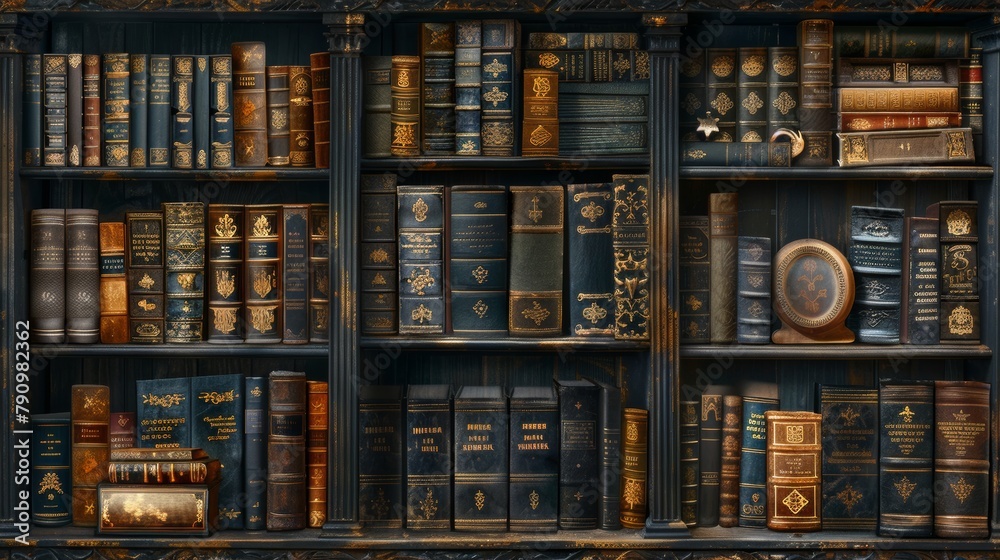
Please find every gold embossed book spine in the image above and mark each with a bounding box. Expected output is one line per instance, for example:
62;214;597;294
163;202;205;342
308;203;331;342
23;54;42;167
508;185;563;336
620;407;648;529
126;211;165;343
67;53;83;166
288;65;314;167
282;204;310;343
103;53;130;166
98;222;129;344
209;54;234;169
97;483;218;536
130;54;148;167
480;19;520;156
66;208;101;343
30;208;66;343
718;395;742;527
521;69;558;157
207;204;244;343
71;384;110;527
265;66;291;166
397;184;444;334
170;55;193;169
933;380;990;538
310;52;331;167
736;47;767;143
927;200;979;343
796;19;834;166
612;174;650;340
267;370;308;531
765;410;822;532
307;380;328;527
420;22;456;155
42;53;67;166
837;128;975;167
245;204;283;343
232;41;267;166
705;48;737;142
390;55;421;157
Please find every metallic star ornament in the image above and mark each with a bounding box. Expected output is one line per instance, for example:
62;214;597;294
696;111;720;140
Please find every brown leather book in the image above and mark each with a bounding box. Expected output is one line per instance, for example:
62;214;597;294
839;87;960;113
521;69;558;157
619;407;648;529
245;205;283;343
207;204;244;343
71;384;110;526
309;52;330;168
840;112;963;132
307;380;328;527
718;394;742;527
837;127;974;168
265;66;290;166
110;447;208;461
389;55;420;157
99;222;129;343
934;380;990;538
109;412;136;450
82;54;101;166
66;209;101;344
107;458;220;484
267;370;308;531
288;65;314;167
765;410;821;532
231;41;267;166
709;192;738;344
796;19;833;167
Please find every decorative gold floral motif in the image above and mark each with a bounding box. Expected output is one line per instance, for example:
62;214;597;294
786;424;805;444
411;304;434;324
474;490;486;511
948;305;974;336
910;64;943;81
839;405;861;427
419;488;438;520
771;54;796;77
482;122;513;147
142;393;185;408
411;197;429;223
138;273;156;290
741;54;765;77
532;76;551;97
483;58;508;79
613;52;632;79
271;109;288;129
522;301;551;326
198;389;236;405
483;86;509;108
582;303;607;324
748;301;764;318
473;300;489;319
407;267;435;296
537;52;560;69
951;477;974;503
837;484;863;512
39;472;64;495
177;272;197;291
253;269;274;298
250;306;276;334
681;92;702;116
782;489;809;514
175;57;192;74
396;69;410;88
741;131;763;142
370;248;390;264
529;125;553;147
633;51;650;80
392;123;416;148
581;201;605;222
253;214;272;237
529;490;540;511
472;266;489;284
685;294;703;311
371;487;390;519
622;478;644;509
847;118;873;131
927;116;950;127
946;209;972;236
710;92;734;116
895;476;916;501
947;131;969;158
855;66;892;81
899;406;915;423
711;54;734;78
772;90;796;116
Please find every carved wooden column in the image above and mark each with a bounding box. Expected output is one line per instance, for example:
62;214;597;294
322;12;364;537
642;12;689;539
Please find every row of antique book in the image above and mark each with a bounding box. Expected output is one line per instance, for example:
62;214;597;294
358;380;647;532
366;23;650;158
360;173;649;339
29;202;330;345
23;42;332;168
679;193;979;345
32;373;327;534
682;380;991;538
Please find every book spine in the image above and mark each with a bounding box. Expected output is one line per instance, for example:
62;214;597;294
838;128;974;167
848;206;904;344
82;54;102;166
934;201;980;343
836;58;960;87
129;54;148;167
567;183;614;336
245;204;283;343
679;216;710;343
698;393;722;527
191;374;244;528
66;54;83;166
266;66;290;166
765;410;822;532
71;384;110;527
527;32;639;50
360;174;398;335
398;185;444;334
819;386;878;530
30;208;66;343
358;386;403;529
559;123;648;153
934;380;990;538
283;204;310;343
135;376;192;448
620;407;648;529
559;93;648;121
679;400;700;527
110;448;207;461
310;52;331;168
448;184;508;336
480;19;519;156
192;56;209;169
834;26;969;58
509;185;563;336
682;141;791;166
363;55;392;159
23;54;41;166
612;174;650;340
838;87;960;113
421;22;456;155
709;192;737;344
163;202;205;342
65;209;100;343
106;461;209;484
42;54;67;166
840;112;963;132
557;380;599;530
736;236;772;344
309;203;330;342
736;47;768;142
766;46;798;135
231;42;267;166
796;19;834;167
97;483;215;536
125;211;165;343
879;382;933;536
902;217;940;344
147;55;171;167
453;389;508;532
718;395;742;527
288;65;314;167
597;382;622;530
108;412;136;450
508;388;559;532
960;47;983;159
307;380;328;527
405;386;452;530
705;48;737;142
455;20;482;155
170;55;194;169
209;55;234;169
244;376;268;530
267;370;308;531
207;204;244;343
98;222;129;344
521;69;558;156
678;50;706;140
389;55;420;157
102;53;130;166
31;416;72;526
738;395;779;528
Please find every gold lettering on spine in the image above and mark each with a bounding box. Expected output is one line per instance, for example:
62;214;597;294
250;306;276;333
213;307;238;334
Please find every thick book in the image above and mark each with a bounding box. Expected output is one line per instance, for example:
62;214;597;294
232;42;267;166
448;184;508;336
836;58;960;87
679;399;700;527
527;31;639;50
147;54;171;167
612;174;650;340
718;395;742;527
191;374;245;529
928;200;979;343
163;202;205;342
125;211;165;344
901;217;940;344
283;204;310;343
136;377;192;448
453;386;508;532
698;391;723;527
288;65;314;167
42;55;66;165
363;55;392;159
267;370;308;531
96;482;218;536
681;142;792;167
358;385;403;528
23;54;41;166
848;206;904;344
30;208;65;343
406;384;452;530
557;379;599;530
389;55;420;157
819;386;878;530
421;22;456;155
840;112;962;132
509;185;564;336
309;203;330;342
397;184;444;334
834;26;969;59
480;19;519;156
360;174;398;335
31;413;72;526
244;376;268;530
767;46;798;135
736;236;772;344
559;91;649;121
306;380;328;527
192;55;209;169
736;47;768;142
509;386;559;532
455;20;482;155
797;19;834;167
83;54;102;166
98;221;129;344
620;407;649;529
705;48;737;142
567;183;614;336
109;411;136;450
765;410;822;532
679;216;710;343
594;380;621;530
934;380;990;538
65;209;100;343
879;382;933;537
245;204;282;343
130;54;148;166
71;384;110;527
265;66;291;166
207;204;244;343
66;54;83;166
837;128;974;167
310;52;331;168
521;69;558;157
107;458;220;484
738;391;779;528
170;55;194;169
709;192;738;344
209;55;234;168
560;122;648;155
103;53;130;166
838;87;959;113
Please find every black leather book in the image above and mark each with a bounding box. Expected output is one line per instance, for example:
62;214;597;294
31;413;71;526
282;205;309;343
207;204;244;343
819;385;878;531
209;55;234;168
42;54;67;166
30;208;65;343
171;55;194;169
928;201;979;343
454;386;508;531
736;47;768;143
567;183;614;336
136;377;192;448
129;54;148;167
455;20;482;155
309;204;330;342
23;54;41;167
147;54;171;167
560;122;648;155
594;379;621;530
509;386;559;532
879;382;933;537
244;376;268;530
362;56;392;158
796;19;834;167
681;141;792;166
901;217;940;344
267;370;307;531
125;211;164;344
288;65;314;167
65;208;100;343
103;53;130;166
421;22;456;155
191;374;245;529
509;185;563;336
679;399;700;527
679;215;710;343
360;174;397;335
698;391;723;527
245;204;282;343
525;49;589;82
557;379;599;530
163;202;205;342
612;174;650;340
480;19;519;156
448;185;508;336
736;236;772;344
706;48;737;142
398;184;444;334
193;56;210;169
766;46;799;135
848;206;904;344
66;54;83;166
358;385;403;528
265;66;290;166
678;50;705;140
406;384;452;530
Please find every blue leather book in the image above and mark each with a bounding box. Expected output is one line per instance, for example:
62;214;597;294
23;54;42;166
244;376;268;530
282;205;309;343
454;20;482;155
509;386;559;532
358;385;403;528
612;174;650;340
449;185;507;336
848;206;904;344
480;19;519;156
163;201;205;342
193;55;210;169
819;385;878;531
879;382;933;537
171;55;194;169
42;54;67;166
509;185;563;336
595;379;621;530
136;376;192;448
736;236;772;344
453;386;508;531
557;379;599;530
421;22;456;155
737;392;779;528
405;384;452;530
360;174;397;335
147;54;171;167
31;412;71;526
209;55;234;168
102;53;129;166
698;392;723;527
191;373;245;529
567;183;614;336
129;54;148;167
398;185;444;334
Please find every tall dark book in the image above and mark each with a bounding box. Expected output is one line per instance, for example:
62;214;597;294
362;55;392;159
405;384;452;530
679;215;710;343
209;55;234;169
698;390;723;527
453;386;508;531
306;380;328;527
66;54;83;166
766;46;798;135
620;407;648;529
765;410;822;532
509;185;564;337
170;55;194;169
102;53;130;166
288;65;314;167
709;192;737;344
705;48;737;142
232;42;267;166
508;386;559;532
193;55;210;169
834;26;969;58
147;54;171;167
521;69;559;156
163;201;205;342
480;19;519;156
83;54;102;166
448;184;508;336
31;413;72;526
265;66;291;166
736;47;767;142
244;376;268;530
30;208;65;343
358;385;404;529
267;370;308;531
557;379;599;530
679;399;700;527
71;384;110;527
98;222;129;344
130;54;148;167
389;55;420;157
421;22;456;155
245;204;282;343
567;183;614;336
207;204;244;343
454;20;482;155
23;54;41;166
928;200;980;343
934;380;990;538
796;19;834;167
309;203;330;342
282;204;310;343
738;390;779;528
310;52;331;168
718;394;742;527
191;373;245;529
65;208;100;344
848;206;904;344
879;382;933;537
360;174;397;335
736;236;772;344
42;54;67;166
136;377;192;448
398;184;444;334
819;385;878;531
901;216;940;344
594;379;621;530
125;211;165;344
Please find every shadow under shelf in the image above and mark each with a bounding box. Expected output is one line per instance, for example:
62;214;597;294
31;343;329;358
680;343;992;360
20;167;330;182
360;155;649;172
360;336;649;352
679;165;994;180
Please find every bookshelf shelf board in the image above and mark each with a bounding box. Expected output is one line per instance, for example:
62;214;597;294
360;156;649;172
32;343;329;358
360;336;649;351
680;343;992;360
679;165;995;181
19;167;330;182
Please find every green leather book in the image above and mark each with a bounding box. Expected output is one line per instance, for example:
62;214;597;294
509;185;563;336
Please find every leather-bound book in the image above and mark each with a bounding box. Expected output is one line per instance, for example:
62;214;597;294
835;26;969;58
309;203;330;342
509;185;563;337
30;208;66;343
358;385;403;529
265;66;290;166
421;22;456;155
125;211;165;343
245;204;282;343
847;206;904;344
448;184;508;336
698;391;723;527
766;46;798;135
928;200;979;343
708;192;737;344
480;19;519;156
31;413;71;526
620;407;648;529
736;236;772;344
310;52;331;168
560;122;648;155
612;174;650;340
209;55;234;169
288;65;314;167
267;370;308;531
42;54;67;166
109;411;136;450
524;49;589;82
170;55;194;169
147;54;171;167
207;204;244;343
389;55;420;157
98;221;129;344
405;384;452;530
838;128;974;168
282;204;310;343
736;47;767;142
737;389;779;528
880;381;932;538
193;55;209;169
232;42;267;166
454;20;482;155
681;142;792;167
678;50;705;139
765;410;822;532
71;384;110;527
453;386;508;532
82;54;102;166
556;379;599;530
66;54;83;166
96;482;218;536
796;19;834;167
23;54;41;166
244;376;268;530
362;55;392;159
718;395;742;527
679;216;710;343
838;87;960;113
397;184;444;334
526;31;639;50
934;380;990;538
107;457;219;484
192;374;245;529
163;202;205;342
819;386;878;530
129;54;148;167
901;217;940;344
111;447;208;461
679;399;700;527
567;183;614;337
960;48;983;158
306;380;328;527
508;386;559;532
840;112;963;132
360;174;398;335
594;379;621;530
837;59;959;87
65;208;100;344
705;48;737;142
521;69;558;157
136;377;192;448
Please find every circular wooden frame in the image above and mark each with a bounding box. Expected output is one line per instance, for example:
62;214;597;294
772;238;856;344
